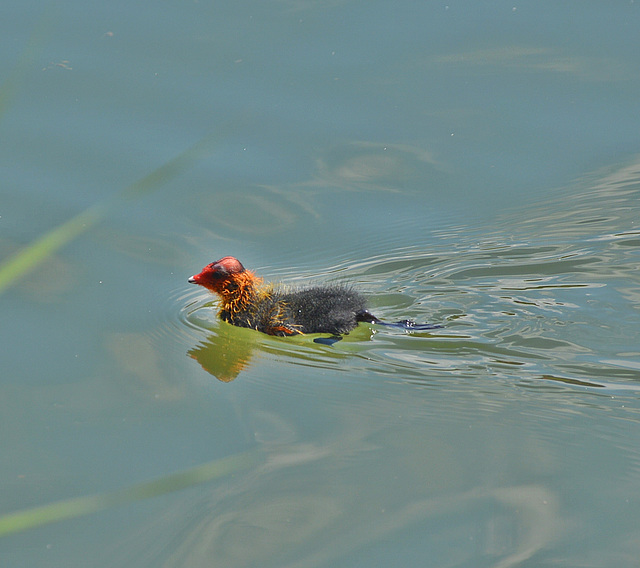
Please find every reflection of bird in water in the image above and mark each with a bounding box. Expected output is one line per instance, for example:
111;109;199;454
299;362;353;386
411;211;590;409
188;328;255;382
188;256;440;338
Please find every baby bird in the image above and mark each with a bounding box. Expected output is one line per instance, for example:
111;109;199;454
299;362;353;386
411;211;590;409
188;256;381;336
189;256;441;338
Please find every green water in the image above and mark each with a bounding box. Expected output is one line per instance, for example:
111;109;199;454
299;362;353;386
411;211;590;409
2;2;640;566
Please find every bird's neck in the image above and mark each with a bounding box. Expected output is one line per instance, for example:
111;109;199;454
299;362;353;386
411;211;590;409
218;271;262;317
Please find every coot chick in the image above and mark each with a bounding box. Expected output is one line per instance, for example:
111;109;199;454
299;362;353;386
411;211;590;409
188;256;440;337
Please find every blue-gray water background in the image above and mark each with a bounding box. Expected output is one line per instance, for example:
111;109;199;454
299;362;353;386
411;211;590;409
2;2;640;566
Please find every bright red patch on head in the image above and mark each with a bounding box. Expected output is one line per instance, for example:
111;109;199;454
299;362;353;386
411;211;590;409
188;256;246;290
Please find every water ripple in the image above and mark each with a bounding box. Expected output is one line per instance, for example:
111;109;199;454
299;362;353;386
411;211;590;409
171;158;640;401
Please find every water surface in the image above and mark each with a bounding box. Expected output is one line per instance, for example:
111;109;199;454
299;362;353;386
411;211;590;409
2;2;640;567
